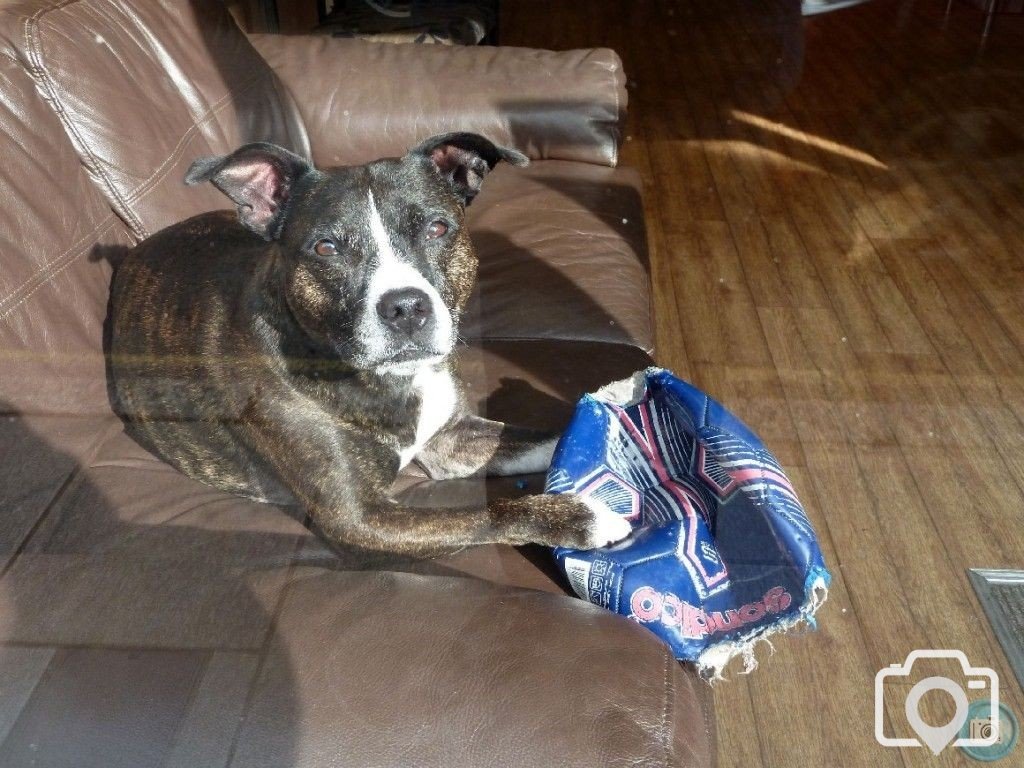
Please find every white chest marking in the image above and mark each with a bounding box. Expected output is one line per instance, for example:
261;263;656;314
399;365;458;468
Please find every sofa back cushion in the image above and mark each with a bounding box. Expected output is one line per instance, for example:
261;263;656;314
7;0;309;240
0;44;134;415
0;0;309;414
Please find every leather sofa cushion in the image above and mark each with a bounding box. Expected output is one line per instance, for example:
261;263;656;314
230;569;713;768
465;161;653;351
0;414;118;572
0;44;135;415
251;33;627;169
0;0;308;240
0;563;713;768
0;339;714;767
0;0;307;413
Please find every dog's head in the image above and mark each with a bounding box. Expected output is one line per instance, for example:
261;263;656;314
185;133;528;374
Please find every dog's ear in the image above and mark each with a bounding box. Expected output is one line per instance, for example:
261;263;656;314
410;132;529;205
185;143;312;240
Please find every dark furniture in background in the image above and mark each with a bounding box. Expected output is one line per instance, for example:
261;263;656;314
317;0;499;45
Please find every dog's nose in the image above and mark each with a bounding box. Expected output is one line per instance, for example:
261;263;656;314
376;288;433;337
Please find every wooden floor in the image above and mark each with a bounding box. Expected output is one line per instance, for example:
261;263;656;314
502;2;1024;766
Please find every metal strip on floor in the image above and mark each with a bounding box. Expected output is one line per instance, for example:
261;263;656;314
969;568;1024;693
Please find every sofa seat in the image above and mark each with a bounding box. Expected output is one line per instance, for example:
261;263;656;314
1;551;711;768
0;344;713;766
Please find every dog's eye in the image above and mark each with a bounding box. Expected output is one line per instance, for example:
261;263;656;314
425;220;449;240
313;239;337;257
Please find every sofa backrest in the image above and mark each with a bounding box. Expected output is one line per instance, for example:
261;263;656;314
0;31;132;414
0;0;310;414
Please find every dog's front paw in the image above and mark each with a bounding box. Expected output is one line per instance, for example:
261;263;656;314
511;493;631;549
576;494;633;549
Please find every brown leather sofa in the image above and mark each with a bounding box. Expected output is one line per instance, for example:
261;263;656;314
0;1;714;766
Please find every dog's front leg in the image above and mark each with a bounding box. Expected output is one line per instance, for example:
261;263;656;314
240;401;628;556
414;414;559;480
335;487;630;556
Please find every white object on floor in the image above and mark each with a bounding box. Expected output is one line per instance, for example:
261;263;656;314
802;0;872;16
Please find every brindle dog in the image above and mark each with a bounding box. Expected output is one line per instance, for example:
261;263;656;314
108;133;630;556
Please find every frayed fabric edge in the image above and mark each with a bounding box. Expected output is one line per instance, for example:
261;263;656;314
591;367;659;406
695;571;831;683
587;369;834;683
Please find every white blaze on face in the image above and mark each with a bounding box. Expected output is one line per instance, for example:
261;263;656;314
360;188;454;366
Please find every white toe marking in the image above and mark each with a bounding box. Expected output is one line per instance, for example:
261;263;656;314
582;495;632;548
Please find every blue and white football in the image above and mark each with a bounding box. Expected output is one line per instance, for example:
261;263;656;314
547;368;830;675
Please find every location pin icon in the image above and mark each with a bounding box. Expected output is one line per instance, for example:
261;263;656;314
904;677;970;755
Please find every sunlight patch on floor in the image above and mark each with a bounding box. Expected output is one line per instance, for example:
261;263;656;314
731;109;889;171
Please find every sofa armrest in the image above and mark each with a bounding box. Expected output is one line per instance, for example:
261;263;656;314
249;35;627;168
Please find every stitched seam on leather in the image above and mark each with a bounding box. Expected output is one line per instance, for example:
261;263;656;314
23;0;149;239
0;11;119;315
0;215;117;320
123;70;267;204
661;650;674;767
